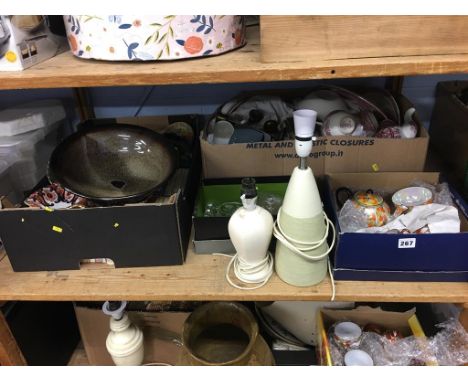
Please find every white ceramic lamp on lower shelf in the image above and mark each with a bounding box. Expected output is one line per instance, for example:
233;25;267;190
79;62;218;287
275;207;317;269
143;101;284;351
103;301;144;366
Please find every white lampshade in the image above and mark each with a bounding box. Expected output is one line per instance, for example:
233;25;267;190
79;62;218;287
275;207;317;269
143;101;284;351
293;109;317;138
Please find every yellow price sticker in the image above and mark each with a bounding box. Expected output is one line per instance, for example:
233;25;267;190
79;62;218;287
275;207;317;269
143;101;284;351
114;223;120;228
372;163;379;172
52;226;63;233
44;207;53;212
5;51;17;63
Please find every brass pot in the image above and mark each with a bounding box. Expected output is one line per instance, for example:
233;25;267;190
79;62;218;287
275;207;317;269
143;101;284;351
182;302;259;366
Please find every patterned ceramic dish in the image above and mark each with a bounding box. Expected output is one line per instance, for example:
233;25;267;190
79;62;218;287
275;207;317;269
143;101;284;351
375;125;402;139
24;183;89;209
64;15;246;61
392;186;433;216
361;88;401;125
323;85;390;121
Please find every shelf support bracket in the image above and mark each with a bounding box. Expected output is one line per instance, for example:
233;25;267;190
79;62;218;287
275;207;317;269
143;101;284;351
73;87;96;122
385;76;405;94
458;303;468;332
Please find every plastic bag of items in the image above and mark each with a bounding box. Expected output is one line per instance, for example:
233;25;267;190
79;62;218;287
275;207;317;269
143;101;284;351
328;318;468;366
428;318;468;366
338;181;460;234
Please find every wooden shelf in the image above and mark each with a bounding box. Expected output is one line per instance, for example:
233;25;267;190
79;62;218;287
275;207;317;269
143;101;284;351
0;246;466;303
1;27;468;90
1;22;467;366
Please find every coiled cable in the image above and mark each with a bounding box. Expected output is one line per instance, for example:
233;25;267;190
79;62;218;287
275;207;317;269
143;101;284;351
224;251;274;290
273;208;337;300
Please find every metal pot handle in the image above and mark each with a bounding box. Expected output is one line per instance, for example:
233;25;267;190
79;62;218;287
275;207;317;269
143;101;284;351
335;187;353;209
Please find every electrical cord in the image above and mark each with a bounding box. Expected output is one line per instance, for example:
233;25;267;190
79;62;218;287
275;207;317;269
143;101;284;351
273;208;337;301
134;86;155;117
214;252;274;290
273;209;336;260
143;362;172;366
213;209;336;297
226;252;274;290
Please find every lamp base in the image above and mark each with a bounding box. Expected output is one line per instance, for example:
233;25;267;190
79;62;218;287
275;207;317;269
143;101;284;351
274;166;329;287
275;210;328;286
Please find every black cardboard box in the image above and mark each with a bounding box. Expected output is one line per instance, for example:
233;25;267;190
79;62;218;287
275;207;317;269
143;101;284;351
0;116;201;272
429;81;468;199
4;301;80;365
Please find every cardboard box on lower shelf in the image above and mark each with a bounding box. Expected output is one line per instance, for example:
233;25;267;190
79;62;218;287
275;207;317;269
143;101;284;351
74;303;193;366
316;306;430;366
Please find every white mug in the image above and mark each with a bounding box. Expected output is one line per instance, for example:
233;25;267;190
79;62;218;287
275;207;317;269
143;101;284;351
212;120;234;144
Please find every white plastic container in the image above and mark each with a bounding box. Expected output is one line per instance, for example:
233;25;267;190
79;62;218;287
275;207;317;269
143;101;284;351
0;119;65;196
0;16;68;71
0;160;11;193
0;99;66;137
0;159;21;203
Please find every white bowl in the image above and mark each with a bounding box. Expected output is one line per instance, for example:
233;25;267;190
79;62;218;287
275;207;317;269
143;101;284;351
295;90;349;121
344;349;374;366
334;321;362;346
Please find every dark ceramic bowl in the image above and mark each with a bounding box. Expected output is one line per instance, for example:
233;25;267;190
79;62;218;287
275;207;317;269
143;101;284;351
48;123;176;204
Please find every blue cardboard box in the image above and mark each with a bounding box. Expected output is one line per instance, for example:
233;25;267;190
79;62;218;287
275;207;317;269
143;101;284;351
324;172;468;282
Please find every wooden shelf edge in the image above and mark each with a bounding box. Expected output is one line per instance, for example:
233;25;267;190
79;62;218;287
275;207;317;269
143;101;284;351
1;57;467;91
0;26;467;90
0;252;466;303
